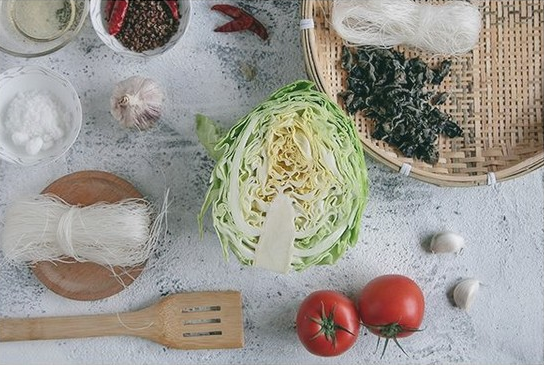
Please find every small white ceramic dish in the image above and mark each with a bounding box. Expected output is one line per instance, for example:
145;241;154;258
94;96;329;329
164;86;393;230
0;65;82;166
0;0;89;58
90;0;191;58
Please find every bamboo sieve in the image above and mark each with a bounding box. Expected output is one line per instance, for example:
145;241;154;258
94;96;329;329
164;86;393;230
301;0;543;186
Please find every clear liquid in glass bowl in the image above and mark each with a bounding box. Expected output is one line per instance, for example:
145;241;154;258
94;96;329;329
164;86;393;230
8;0;76;42
0;0;88;57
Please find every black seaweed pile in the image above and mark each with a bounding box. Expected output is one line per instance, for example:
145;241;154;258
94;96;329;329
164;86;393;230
339;46;463;164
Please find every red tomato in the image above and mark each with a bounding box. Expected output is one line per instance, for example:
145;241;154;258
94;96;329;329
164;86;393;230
358;275;425;339
296;290;360;357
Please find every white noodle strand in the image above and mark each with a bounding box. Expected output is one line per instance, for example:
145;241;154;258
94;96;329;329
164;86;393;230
1;193;168;268
331;0;482;56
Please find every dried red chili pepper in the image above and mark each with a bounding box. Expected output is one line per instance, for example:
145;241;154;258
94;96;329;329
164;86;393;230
215;16;254;33
105;0;115;22
108;0;129;36
249;22;268;41
164;0;179;20
211;4;246;19
211;4;268;41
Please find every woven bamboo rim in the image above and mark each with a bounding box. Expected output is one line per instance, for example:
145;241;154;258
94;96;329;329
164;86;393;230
301;0;544;187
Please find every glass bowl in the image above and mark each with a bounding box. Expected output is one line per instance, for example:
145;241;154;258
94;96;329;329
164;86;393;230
90;0;191;58
0;0;89;58
0;65;82;166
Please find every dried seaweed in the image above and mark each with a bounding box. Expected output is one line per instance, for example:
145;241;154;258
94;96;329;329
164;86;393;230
339;46;463;164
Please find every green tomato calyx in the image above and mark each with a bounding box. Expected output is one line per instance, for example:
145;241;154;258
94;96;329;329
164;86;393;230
362;322;422;358
308;302;355;347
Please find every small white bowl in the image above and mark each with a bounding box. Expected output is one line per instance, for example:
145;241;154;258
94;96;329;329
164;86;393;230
0;65;82;166
90;0;191;58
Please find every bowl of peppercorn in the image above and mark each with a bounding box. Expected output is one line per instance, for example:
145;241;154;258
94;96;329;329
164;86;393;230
90;0;191;57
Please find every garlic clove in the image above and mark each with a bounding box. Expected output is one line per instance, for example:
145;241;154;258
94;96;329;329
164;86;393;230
110;76;164;130
453;278;480;311
430;231;465;254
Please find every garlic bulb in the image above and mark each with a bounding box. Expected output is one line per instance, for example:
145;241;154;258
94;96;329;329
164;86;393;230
430;231;465;254
453;278;480;311
111;76;164;130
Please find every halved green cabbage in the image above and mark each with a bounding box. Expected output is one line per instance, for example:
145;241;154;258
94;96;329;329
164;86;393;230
198;80;368;272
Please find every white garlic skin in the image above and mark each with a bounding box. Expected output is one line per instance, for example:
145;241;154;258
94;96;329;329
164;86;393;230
111;76;164;130
430;231;465;254
453;278;480;311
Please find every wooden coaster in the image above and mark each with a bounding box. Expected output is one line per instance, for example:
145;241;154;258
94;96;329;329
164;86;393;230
32;170;145;301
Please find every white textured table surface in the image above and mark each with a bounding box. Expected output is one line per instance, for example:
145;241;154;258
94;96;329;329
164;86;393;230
1;1;543;364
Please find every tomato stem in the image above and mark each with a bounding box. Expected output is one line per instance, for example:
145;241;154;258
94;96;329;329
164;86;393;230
374;336;408;359
308;302;356;347
381;337;389;359
362;321;422;337
363;321;421;358
393;337;408;357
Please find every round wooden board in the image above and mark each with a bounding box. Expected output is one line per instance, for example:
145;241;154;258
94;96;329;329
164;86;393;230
32;170;145;301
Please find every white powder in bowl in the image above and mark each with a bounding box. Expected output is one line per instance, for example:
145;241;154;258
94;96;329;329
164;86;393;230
4;90;68;156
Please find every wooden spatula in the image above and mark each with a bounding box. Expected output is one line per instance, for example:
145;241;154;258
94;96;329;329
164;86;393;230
0;291;244;350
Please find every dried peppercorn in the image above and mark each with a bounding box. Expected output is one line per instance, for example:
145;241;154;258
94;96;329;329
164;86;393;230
212;4;268;40
107;0;179;36
114;0;180;53
108;0;129;36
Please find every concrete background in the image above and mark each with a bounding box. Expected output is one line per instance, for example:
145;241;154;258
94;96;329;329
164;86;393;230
1;1;543;364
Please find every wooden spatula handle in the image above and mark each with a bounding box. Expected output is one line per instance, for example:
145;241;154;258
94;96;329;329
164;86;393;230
0;311;156;342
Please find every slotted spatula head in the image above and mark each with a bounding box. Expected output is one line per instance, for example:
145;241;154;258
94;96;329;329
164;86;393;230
146;291;244;349
0;291;244;350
